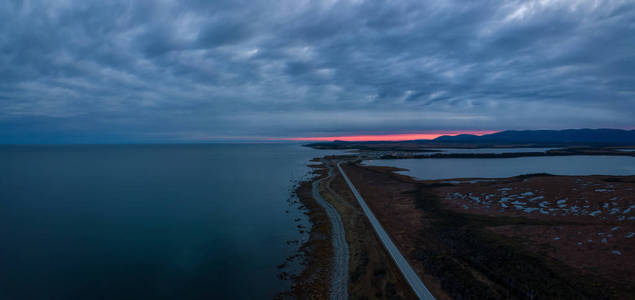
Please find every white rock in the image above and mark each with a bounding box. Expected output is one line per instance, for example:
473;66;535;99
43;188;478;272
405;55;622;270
528;196;544;202
589;210;602;217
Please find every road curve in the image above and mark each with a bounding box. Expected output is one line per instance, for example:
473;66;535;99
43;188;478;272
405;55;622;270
312;166;349;300
337;162;436;300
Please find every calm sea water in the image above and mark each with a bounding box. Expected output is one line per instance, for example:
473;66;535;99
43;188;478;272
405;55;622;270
365;155;635;180
0;144;340;299
430;147;554;154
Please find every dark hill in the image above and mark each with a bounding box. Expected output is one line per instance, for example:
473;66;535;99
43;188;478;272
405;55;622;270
305;129;635;150
433;129;635;145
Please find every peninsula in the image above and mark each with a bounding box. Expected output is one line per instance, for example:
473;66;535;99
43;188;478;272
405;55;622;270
285;129;635;299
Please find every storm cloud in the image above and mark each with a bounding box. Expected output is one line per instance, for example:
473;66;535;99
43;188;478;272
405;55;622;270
1;0;634;142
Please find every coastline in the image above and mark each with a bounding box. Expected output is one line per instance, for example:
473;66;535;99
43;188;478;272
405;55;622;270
311;165;349;299
306;144;635;160
277;162;332;299
279;158;417;299
280;150;634;299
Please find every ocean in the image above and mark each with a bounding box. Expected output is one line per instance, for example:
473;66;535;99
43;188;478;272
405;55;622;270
0;144;339;299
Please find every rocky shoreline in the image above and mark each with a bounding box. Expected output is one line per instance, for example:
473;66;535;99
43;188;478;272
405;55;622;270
276;162;332;299
277;158;416;299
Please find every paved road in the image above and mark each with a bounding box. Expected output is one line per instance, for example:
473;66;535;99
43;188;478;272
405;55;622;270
337;162;436;300
312;166;349;300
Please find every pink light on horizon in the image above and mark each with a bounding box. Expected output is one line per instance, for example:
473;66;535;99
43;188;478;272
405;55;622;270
281;130;499;142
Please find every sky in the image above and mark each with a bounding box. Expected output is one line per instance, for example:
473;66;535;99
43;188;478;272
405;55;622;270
1;0;634;143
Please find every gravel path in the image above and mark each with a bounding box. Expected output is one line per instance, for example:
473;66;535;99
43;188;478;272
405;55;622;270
312;166;349;300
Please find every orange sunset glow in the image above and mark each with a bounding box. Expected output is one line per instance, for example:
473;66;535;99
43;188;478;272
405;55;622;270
282;130;499;142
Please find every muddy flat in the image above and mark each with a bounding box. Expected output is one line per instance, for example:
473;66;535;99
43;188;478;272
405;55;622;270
336;162;634;299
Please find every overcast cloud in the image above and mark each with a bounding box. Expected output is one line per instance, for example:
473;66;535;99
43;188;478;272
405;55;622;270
1;0;634;142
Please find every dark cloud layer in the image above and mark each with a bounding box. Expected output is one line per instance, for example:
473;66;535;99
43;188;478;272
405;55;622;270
1;0;634;142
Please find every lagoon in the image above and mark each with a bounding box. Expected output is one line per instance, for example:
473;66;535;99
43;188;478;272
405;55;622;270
365;155;635;180
429;147;555;154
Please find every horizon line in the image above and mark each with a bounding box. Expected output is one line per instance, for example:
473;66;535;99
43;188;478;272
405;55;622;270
276;130;500;142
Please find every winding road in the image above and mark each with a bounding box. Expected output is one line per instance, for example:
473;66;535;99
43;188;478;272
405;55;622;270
336;162;436;300
312;167;349;300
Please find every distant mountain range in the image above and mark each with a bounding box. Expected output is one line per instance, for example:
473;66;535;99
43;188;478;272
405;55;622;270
307;129;635;149
433;129;635;145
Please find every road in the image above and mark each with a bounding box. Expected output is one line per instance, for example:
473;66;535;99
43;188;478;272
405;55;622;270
337;162;436;300
312;166;349;300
